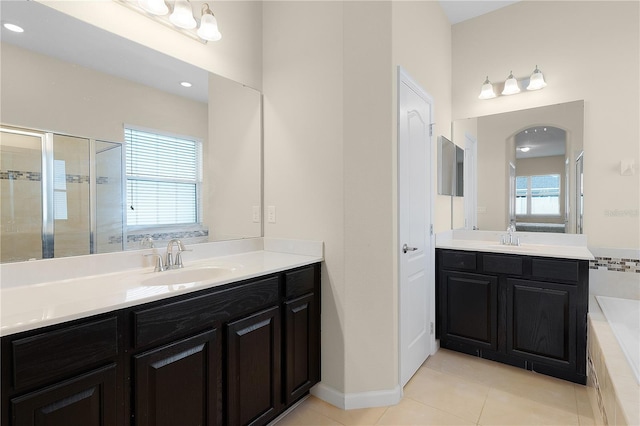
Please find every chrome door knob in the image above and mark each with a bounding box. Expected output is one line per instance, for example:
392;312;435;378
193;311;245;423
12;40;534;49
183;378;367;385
402;244;418;253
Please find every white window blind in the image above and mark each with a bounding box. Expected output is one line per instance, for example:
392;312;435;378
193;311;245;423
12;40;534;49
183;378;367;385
125;128;201;226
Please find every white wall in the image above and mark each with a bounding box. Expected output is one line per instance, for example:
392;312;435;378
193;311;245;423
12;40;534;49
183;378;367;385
453;1;640;249
36;0;263;90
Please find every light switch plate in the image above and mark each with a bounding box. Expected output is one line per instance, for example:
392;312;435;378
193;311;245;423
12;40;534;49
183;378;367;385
267;206;276;223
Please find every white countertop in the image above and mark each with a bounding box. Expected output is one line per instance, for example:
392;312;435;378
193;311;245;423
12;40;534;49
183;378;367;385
436;230;594;260
0;239;323;337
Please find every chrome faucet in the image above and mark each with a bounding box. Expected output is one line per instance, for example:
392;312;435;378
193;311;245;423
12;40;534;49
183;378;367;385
501;223;520;246
165;239;188;269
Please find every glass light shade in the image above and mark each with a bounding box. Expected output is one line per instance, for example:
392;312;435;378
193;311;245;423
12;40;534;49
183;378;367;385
527;66;547;90
138;0;168;15
478;77;496;100
198;13;222;41
170;0;197;29
501;72;520;95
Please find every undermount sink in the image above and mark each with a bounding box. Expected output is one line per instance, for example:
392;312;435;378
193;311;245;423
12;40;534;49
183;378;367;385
485;244;543;253
142;266;233;287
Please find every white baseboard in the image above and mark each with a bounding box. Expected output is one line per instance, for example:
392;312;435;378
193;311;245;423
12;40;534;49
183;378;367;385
310;382;402;410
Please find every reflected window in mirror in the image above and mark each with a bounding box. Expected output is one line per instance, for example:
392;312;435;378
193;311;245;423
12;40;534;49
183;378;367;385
125;126;203;227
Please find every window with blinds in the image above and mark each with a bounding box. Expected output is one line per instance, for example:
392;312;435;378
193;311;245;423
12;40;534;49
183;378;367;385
125;127;202;226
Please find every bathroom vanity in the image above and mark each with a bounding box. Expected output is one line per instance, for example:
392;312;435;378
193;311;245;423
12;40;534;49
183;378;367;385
0;247;321;426
436;232;592;384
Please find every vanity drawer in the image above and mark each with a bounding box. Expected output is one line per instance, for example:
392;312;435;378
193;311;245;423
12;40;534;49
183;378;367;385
133;275;280;348
531;258;580;283
483;254;523;276
440;250;477;271
285;266;316;299
11;316;118;391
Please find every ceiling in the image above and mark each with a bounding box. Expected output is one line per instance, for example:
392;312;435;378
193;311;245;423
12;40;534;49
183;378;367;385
0;1;209;103
438;0;521;24
515;126;566;159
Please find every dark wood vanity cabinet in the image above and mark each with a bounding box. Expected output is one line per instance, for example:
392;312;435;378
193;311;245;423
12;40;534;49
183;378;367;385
437;249;588;384
1;263;321;426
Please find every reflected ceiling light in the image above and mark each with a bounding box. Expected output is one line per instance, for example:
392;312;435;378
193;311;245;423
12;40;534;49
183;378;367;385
520;147;530;152
138;0;168;15
3;23;24;33
170;0;197;29
180;81;192;87
197;4;222;41
478;76;496;100
527;65;547;90
501;71;520;95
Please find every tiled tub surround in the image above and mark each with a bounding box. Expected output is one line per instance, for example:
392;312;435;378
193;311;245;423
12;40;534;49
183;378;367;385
588;297;640;426
587;248;640;425
0;237;323;336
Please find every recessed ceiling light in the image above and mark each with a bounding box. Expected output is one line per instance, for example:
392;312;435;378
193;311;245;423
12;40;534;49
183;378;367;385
3;23;25;33
180;81;192;88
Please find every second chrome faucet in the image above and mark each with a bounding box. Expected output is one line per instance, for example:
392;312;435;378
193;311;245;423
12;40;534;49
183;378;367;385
145;239;191;272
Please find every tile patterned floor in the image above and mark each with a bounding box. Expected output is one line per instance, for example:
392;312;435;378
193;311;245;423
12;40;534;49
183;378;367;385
274;349;598;426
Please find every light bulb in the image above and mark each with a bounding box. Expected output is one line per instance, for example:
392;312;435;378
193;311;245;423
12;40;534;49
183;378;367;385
478;76;496;100
502;71;520;95
527;66;547;90
170;0;197;29
138;0;168;15
197;5;222;41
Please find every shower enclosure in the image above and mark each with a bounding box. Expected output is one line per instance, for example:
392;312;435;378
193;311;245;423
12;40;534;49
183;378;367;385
0;126;125;263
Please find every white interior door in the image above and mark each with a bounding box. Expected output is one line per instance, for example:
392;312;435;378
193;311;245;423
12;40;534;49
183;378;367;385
398;67;434;387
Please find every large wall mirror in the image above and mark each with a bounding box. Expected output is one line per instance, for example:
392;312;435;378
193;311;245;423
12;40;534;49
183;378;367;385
453;100;584;234
0;1;262;263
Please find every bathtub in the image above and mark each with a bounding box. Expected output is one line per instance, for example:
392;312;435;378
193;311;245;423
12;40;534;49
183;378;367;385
588;296;640;425
596;296;640;384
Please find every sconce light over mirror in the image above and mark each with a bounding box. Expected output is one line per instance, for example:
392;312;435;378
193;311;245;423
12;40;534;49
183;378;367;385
479;66;547;100
116;0;222;42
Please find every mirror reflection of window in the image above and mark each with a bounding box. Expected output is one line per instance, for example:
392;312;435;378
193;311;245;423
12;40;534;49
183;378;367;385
125;127;202;227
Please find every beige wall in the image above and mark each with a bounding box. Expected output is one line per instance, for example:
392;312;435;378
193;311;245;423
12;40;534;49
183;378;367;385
207;74;262;240
36;0;263;90
263;0;451;402
453;1;640;249
1;43;207;143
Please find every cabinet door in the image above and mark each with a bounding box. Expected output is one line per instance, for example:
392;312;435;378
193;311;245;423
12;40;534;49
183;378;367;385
440;270;498;350
133;329;220;426
284;293;319;405
507;279;576;367
11;364;117;426
226;306;281;426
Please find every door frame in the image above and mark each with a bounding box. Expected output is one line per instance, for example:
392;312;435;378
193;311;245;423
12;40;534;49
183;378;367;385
396;66;436;389
464;132;478;230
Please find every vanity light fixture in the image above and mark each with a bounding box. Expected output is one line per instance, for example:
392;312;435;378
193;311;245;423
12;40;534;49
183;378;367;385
478;76;497;100
115;0;222;43
479;66;547;100
501;71;521;95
